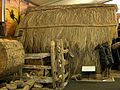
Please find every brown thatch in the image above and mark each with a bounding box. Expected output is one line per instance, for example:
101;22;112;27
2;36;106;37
15;4;118;74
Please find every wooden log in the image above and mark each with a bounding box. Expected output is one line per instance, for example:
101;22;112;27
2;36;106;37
23;79;35;90
0;39;25;77
50;41;57;89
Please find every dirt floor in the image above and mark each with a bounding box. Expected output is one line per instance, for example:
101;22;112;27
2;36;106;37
64;78;120;90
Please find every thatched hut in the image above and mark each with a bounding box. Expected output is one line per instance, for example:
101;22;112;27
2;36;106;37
15;4;118;75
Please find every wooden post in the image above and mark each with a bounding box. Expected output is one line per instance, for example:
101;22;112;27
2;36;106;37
19;68;23;79
51;41;57;89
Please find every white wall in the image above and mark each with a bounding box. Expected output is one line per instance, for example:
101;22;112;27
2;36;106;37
52;0;95;5
28;0;111;6
106;0;120;13
26;0;119;13
52;0;110;5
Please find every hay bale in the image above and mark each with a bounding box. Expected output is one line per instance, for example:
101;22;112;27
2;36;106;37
15;4;118;74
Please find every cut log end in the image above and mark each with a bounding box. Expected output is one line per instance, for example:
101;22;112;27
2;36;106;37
0;39;25;77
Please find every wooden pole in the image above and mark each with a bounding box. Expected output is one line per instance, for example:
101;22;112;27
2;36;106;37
51;41;57;89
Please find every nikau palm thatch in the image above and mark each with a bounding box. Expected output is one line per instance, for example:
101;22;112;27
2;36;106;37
15;4;118;74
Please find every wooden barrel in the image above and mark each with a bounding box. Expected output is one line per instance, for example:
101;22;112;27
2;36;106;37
0;39;25;77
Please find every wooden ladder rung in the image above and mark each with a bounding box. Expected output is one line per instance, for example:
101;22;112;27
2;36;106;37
64;59;69;65
63;49;69;53
23;65;51;70
63;81;69;88
64;72;69;80
25;53;50;59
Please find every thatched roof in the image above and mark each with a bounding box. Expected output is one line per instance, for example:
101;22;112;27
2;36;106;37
18;4;118;29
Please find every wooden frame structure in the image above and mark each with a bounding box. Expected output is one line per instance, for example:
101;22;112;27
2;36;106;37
23;39;70;89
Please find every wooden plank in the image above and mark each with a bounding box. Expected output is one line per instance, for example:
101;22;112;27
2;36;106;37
0;39;25;77
25;53;50;59
23;65;51;70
